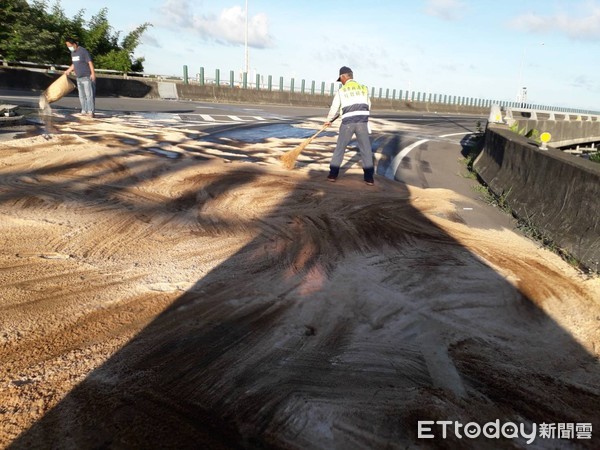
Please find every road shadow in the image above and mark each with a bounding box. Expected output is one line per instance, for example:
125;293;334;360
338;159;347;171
1;122;599;449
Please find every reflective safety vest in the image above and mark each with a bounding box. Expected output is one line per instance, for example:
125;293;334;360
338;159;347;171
327;79;371;124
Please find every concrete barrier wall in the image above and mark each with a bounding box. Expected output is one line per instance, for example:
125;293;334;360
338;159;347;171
178;82;489;114
474;123;600;271
177;83;332;108
0;67;159;98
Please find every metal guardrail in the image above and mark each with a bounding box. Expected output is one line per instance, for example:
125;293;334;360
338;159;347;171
0;59;177;81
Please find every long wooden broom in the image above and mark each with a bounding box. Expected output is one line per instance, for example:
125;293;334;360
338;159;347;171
280;124;328;170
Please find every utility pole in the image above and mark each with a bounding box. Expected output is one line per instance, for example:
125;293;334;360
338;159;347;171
517;42;544;105
244;0;249;76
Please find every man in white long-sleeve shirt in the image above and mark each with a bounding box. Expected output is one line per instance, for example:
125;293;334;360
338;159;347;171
324;66;374;185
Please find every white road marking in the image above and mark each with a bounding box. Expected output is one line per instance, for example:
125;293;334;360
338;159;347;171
186;114;281;123
385;139;429;178
439;132;469;137
386;130;472;178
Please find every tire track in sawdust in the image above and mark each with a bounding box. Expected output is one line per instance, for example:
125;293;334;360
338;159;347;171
0;290;178;446
0;262;148;348
1;290;175;373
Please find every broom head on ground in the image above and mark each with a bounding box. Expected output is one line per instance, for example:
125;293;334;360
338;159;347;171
280;124;328;170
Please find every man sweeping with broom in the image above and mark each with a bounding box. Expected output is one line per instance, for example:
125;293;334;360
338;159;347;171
324;66;375;186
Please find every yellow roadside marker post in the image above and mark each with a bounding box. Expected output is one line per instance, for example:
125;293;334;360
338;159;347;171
540;132;551;150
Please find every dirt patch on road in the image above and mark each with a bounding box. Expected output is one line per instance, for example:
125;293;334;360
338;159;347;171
1;117;599;448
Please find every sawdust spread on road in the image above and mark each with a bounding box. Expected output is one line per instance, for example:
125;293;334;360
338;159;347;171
1;116;599;448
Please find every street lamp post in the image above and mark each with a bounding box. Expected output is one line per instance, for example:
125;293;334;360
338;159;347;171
244;0;249;76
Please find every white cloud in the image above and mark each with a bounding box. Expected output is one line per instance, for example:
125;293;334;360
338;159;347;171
158;0;273;48
158;0;195;28
423;0;466;21
509;3;600;40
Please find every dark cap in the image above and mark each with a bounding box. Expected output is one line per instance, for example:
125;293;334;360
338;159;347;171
337;66;352;82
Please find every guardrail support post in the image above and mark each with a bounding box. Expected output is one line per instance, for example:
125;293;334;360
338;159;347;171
243;72;247;89
279;76;284;91
268;75;272;91
199;67;204;85
321;81;325;95
256;73;260;90
230;70;234;87
215;69;220;86
291;78;295;93
311;80;315;95
183;65;188;84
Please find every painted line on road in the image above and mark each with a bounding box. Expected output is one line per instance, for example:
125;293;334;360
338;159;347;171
385;139;429;179
439;132;469;137
385;131;469;178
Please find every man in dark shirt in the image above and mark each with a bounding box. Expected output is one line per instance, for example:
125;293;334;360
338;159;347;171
64;37;96;118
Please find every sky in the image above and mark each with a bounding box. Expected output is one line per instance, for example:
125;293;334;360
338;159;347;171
48;0;600;111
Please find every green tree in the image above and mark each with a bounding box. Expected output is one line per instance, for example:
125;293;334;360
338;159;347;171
0;0;58;62
87;10;150;73
0;0;150;72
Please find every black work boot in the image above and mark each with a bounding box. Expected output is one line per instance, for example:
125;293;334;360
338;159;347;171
364;167;374;186
328;166;340;182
